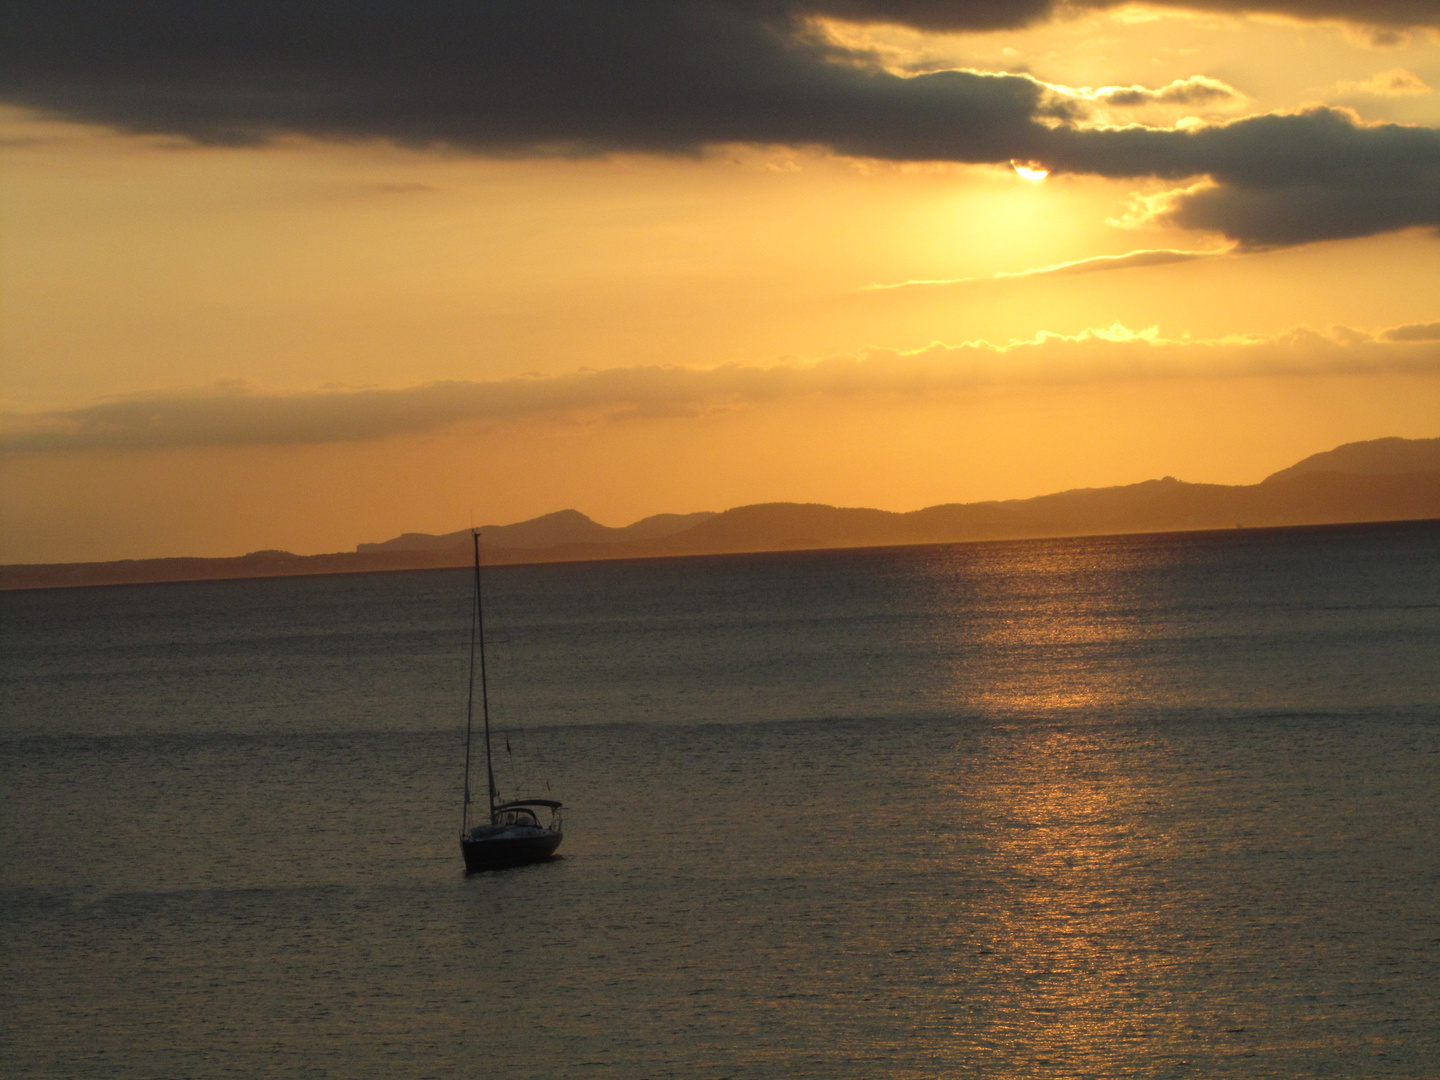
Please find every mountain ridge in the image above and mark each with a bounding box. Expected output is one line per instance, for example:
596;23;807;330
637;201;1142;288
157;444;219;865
1262;436;1440;484
356;509;717;553
5;436;1437;590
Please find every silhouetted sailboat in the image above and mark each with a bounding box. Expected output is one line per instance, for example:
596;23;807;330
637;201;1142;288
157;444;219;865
460;530;563;872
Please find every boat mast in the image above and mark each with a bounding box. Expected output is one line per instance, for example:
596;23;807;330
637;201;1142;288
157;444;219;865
462;536;477;836
472;530;499;823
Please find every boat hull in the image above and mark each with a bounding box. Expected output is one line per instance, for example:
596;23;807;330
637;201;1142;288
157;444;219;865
461;830;562;872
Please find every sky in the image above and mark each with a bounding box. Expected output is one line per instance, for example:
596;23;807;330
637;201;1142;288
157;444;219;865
2;0;1439;563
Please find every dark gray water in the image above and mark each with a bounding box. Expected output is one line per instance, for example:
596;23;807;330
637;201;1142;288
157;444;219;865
3;522;1439;1077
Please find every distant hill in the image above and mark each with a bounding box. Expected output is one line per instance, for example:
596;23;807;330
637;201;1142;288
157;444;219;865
4;435;1437;590
591;469;1440;560
1263;436;1440;483
356;509;716;552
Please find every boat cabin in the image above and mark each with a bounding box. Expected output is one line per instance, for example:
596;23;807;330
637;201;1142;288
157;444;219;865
497;806;539;827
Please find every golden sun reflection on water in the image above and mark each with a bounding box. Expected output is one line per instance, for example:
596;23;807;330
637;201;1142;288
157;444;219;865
925;724;1202;1075
973;610;1141;713
906;541;1214;1069
928;540;1164;716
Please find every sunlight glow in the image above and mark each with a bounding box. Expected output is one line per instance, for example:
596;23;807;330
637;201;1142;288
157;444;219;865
1011;160;1050;181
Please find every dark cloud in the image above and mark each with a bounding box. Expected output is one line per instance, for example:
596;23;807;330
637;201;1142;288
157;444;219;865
0;1;1064;157
2;3;1438;248
5;325;1437;453
1048;107;1440;248
748;0;1056;31
1165;173;1440;249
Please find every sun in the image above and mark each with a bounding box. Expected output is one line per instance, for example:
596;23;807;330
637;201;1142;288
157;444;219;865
1010;160;1050;181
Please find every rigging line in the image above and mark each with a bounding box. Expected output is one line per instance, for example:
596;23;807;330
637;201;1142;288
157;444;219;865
521;728;538;794
526;723;553;795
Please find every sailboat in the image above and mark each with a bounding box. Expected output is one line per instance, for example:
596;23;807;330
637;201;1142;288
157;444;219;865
460;530;563;872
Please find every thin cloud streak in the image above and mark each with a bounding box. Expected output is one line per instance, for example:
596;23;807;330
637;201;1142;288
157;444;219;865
1334;69;1433;98
863;248;1231;290
808;0;1440;30
1083;77;1244;109
4;324;1438;454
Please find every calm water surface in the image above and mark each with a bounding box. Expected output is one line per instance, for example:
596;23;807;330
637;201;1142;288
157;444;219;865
3;522;1439;1077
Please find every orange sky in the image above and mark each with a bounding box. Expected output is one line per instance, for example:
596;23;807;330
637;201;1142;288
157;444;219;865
2;3;1438;562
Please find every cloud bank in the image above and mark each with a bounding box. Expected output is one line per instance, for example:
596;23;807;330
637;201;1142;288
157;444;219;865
3;2;1439;249
6;324;1438;453
1382;320;1440;341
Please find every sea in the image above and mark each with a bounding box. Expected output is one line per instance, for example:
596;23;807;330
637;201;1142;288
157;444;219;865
2;520;1438;1079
